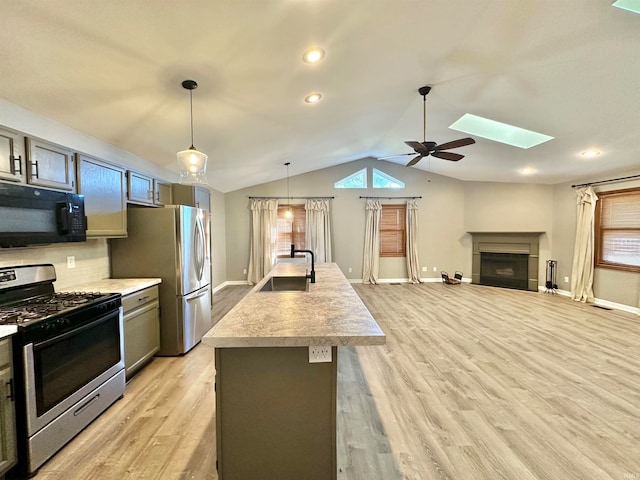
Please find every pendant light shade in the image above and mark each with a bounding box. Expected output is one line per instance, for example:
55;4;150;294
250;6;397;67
178;80;208;185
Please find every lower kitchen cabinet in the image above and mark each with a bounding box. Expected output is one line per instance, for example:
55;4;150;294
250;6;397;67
122;286;160;379
0;339;17;476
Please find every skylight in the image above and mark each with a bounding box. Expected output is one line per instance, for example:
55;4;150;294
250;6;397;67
372;169;404;189
449;113;553;149
612;0;640;15
334;168;366;189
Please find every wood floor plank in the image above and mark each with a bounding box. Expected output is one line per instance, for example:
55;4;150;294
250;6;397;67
35;281;640;480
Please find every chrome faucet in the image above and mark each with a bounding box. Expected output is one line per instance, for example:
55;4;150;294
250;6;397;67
290;244;316;283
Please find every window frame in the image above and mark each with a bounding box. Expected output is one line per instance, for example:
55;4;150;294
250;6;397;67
380;204;406;258
594;186;640;273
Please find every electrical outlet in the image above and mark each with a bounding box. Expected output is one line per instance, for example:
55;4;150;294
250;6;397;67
564;276;569;283
348;267;352;273
67;256;75;269
421;266;427;272
433;266;437;272
243;268;247;274
309;346;332;363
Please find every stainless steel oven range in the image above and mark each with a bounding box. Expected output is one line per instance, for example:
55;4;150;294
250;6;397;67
0;264;125;478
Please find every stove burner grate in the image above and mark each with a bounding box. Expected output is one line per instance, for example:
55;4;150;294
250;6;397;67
0;291;107;325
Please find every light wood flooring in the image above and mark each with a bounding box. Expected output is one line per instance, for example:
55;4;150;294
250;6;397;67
36;283;640;479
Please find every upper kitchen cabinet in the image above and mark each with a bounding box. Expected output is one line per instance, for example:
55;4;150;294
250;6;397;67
153;179;172;206
127;171;154;205
76;154;127;238
25;138;76;191
127;171;172;206
0;127;25;183
171;184;211;211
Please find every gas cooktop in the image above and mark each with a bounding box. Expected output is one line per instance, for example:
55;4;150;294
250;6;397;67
0;291;113;325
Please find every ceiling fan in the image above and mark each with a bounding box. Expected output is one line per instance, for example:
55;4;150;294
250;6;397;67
381;86;475;167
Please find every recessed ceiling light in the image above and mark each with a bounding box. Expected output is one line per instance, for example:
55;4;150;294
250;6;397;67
520;167;536;175
304;92;322;104
303;47;325;64
581;150;601;158
449;113;553;149
612;0;640;15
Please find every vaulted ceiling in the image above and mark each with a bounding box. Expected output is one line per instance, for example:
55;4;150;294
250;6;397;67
2;1;639;192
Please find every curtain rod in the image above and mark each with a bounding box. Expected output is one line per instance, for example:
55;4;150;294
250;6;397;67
248;196;334;199
571;174;640;188
359;196;422;199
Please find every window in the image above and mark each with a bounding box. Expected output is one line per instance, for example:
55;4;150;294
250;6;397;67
276;204;305;257
334;168;366;189
380;204;406;257
373;168;404;188
595;187;640;272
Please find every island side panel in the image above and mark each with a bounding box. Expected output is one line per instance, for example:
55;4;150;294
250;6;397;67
215;347;337;480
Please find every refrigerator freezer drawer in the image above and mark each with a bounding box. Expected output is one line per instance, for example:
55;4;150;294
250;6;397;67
178;285;212;354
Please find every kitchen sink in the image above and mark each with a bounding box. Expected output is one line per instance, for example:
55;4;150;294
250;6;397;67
259;276;309;292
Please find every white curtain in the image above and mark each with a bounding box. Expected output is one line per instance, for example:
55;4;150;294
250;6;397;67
570;187;598;302
362;199;381;284
406;199;421;284
247;199;278;285
305;199;332;263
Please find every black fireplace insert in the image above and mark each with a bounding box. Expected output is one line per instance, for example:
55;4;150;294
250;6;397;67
480;252;529;290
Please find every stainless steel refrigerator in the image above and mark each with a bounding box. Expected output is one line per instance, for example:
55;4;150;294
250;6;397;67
111;205;212;356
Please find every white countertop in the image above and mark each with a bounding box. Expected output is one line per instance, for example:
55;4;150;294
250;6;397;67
203;263;385;348
0;325;18;340
60;278;162;296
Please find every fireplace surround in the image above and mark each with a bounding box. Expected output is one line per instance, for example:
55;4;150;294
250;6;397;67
468;232;544;292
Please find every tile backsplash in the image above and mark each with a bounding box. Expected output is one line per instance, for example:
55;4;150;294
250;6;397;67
0;239;110;290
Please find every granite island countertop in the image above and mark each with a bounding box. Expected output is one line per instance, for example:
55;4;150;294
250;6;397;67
203;263;385;348
59;278;162;296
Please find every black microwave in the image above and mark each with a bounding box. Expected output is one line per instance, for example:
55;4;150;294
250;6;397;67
0;183;87;248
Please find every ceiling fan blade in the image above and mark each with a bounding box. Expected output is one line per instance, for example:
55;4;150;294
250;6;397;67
404;140;427;153
431;151;464;162
435;137;476;151
406;155;424;167
377;153;415;160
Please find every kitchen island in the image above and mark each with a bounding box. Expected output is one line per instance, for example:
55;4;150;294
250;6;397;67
203;262;384;480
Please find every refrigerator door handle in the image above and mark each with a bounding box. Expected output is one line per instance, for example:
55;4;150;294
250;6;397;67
187;289;208;300
193;216;205;281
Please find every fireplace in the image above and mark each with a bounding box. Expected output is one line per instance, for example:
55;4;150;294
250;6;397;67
468;232;544;292
480;252;529;290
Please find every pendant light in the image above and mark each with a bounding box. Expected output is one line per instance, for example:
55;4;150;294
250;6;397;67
177;79;208;185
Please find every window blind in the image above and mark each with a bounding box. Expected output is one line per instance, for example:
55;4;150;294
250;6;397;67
596;188;640;271
380;204;406;257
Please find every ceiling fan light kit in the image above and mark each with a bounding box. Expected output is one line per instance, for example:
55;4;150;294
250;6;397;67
177;79;209;185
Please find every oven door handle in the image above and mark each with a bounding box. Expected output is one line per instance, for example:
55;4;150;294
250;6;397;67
32;309;119;350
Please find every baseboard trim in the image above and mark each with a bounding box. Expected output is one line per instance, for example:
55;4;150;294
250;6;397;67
537;286;639;315
212;280;250;294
